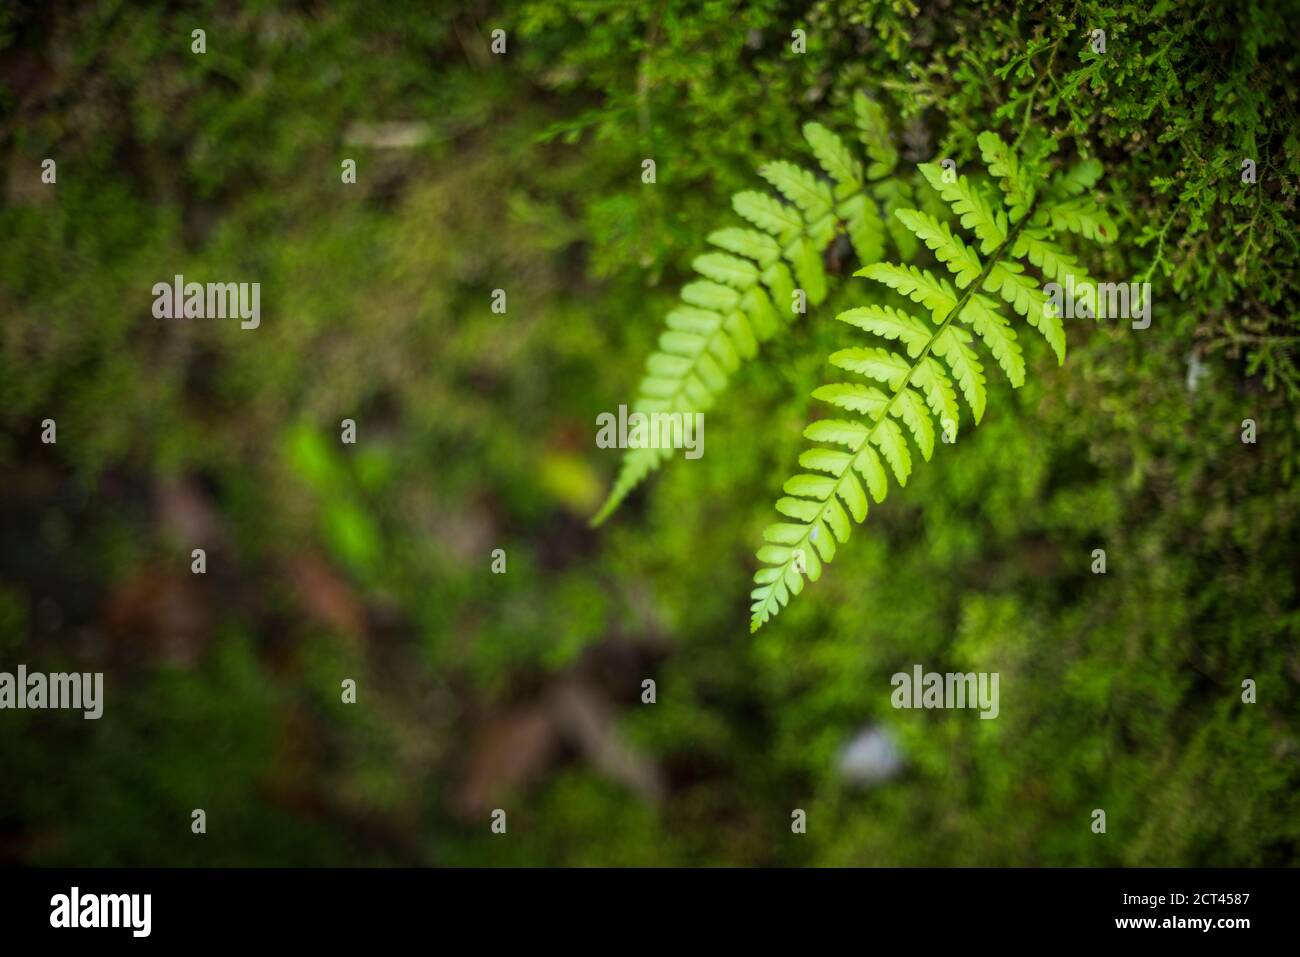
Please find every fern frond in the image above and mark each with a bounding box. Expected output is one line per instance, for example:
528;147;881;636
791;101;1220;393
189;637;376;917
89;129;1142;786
595;117;906;525
830;345;913;388
787;236;829;305
872;417;913;484
594;326;722;523
910;356;962;436
811;382;890;416
681;279;741;314
750;131;1115;631
894;386;935;460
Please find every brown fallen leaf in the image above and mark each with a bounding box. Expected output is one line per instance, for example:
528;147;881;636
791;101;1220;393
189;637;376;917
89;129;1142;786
455;704;558;817
453;671;665;818
548;678;665;804
156;475;225;551
285;553;368;645
102;567;211;667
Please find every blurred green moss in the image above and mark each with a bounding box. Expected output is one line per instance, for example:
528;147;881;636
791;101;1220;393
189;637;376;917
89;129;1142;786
0;1;1296;866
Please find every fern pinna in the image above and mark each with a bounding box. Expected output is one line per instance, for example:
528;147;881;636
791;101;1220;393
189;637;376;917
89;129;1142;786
749;132;1115;632
591;94;912;526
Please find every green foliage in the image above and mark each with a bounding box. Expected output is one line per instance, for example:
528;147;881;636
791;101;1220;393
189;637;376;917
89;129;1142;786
751;134;1114;630
593;103;906;524
2;0;1297;870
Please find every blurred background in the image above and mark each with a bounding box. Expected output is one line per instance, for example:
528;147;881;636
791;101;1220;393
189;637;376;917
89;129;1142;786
1;1;1297;866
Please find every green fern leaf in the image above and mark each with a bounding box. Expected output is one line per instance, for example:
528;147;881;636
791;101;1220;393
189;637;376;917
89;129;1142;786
830;346;912;389
1048;158;1103;199
959;294;1026;387
804;418;870;448
759;161;834;221
761;262;797;316
707;227;781;268
836;304;932;356
692;252;760;289
918;163;1008;253
855;445;890;502
681;279;739;313
1012;228;1093;287
858;262;958;321
810;382;890;417
732;191;802;241
838;193;885;266
803;122;863;197
893;209;984;288
592;299;756;525
603;119;1114;623
872;417;912;485
798;447;854;475
736;287;777;339
984;262;1065;363
977;130;1036;221
751;130;1119;631
893;387;935;460
909;357;962;438
783;473;838;499
854;92;898;179
934;325;987;423
597;113;917;527
1038;196;1116;244
787;236;828;305
836;469;870;521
